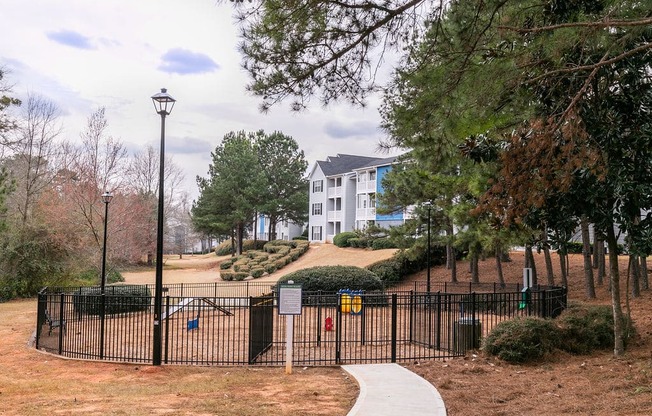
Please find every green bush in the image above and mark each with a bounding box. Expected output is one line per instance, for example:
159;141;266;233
293;236;308;241
220;260;234;270
73;285;151;315
557;304;634;354
251;268;265;278
215;239;268;255
264;263;278;274
366;259;402;285
482;317;560;363
371;238;398;250
233;272;248;281
348;237;369;248
277;266;384;292
333;232;358;248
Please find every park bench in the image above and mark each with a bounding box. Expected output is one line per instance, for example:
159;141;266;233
45;309;66;336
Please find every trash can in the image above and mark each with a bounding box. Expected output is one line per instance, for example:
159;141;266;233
453;317;481;353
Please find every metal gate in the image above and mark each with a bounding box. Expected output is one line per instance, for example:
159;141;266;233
248;295;274;363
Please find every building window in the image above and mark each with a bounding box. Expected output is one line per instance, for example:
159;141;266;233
357;172;367;182
336;177;342;187
312;203;323;215
370;193;376;208
312;180;323;192
369;171;376;180
312;226;322;240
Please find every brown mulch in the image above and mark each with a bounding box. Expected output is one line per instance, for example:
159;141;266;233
402;251;652;416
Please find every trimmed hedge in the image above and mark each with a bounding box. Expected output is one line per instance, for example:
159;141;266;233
483;317;561;363
333;232;357;248
557;304;634;354
278;266;384;292
215;239;268;255
73;285;151;315
371;238;398;250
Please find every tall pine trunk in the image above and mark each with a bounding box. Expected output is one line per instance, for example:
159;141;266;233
495;246;505;288
470;253;479;283
542;228;555;285
629;255;640;298
525;245;538;286
581;217;596;298
641;256;649;290
559;250;569;287
606;223;625;356
597;238;605;285
446;222;457;282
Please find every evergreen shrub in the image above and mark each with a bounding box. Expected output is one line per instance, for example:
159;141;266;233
278;266;384;292
482;317;560;363
333;232;357;247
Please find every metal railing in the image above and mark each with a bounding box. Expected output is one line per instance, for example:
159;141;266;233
36;284;567;366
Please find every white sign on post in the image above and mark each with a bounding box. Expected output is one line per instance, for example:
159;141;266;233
279;283;303;316
279;281;302;374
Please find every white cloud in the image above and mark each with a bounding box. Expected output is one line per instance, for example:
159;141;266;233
0;0;398;200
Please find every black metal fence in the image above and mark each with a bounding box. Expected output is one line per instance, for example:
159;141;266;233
36;284;567;366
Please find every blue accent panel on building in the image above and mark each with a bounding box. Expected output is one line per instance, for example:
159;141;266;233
258;215;265;235
375;165;403;221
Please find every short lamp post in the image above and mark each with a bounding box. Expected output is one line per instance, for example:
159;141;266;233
423;201;432;293
151;88;175;366
100;191;113;294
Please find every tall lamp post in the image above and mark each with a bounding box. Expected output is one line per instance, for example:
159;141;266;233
100;191;113;294
151;88;175;366
423;201;432;293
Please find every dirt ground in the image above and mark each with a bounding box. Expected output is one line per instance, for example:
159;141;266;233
3;244;652;415
399;251;652;416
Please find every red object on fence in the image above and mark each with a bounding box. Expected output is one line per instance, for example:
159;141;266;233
325;317;333;331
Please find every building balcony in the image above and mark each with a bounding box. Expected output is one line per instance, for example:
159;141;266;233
327;210;343;221
356;208;376;219
356;180;376;193
328;186;343;198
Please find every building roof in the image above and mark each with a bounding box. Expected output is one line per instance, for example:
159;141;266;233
354;155;399;170
316;154;380;176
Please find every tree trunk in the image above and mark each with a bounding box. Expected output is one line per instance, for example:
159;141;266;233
471;253;479;283
543;247;555;286
446;222;454;269
559;250;568;287
581;217;596;298
541;226;554;285
525;245;538;286
630;255;640;298
597;238;605;286
592;228;599;269
495;246;505;288
641;256;649;290
446;222;457;282
606;224;625;357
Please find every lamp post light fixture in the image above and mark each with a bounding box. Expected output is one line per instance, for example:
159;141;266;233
100;191;113;294
151;88;175;366
423;201;432;293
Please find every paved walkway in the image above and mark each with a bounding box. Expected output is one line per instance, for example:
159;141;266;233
342;363;447;416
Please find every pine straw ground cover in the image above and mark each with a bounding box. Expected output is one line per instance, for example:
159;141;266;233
3;247;652;415
398;251;652;416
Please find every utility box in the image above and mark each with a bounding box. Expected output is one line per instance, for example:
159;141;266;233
453;317;481;353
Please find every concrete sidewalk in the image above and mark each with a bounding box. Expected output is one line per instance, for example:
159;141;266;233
342;363;447;416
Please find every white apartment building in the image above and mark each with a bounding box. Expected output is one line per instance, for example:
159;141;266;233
308;154;410;243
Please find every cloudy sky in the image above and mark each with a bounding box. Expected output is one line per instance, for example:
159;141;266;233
0;0;398;199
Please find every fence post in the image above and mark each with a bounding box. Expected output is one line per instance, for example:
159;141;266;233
540;289;547;318
391;293;397;363
164;295;170;364
336;295;342;364
436;291;441;350
58;293;65;355
317;290;322;347
35;291;45;350
100;293;106;360
408;290;414;344
471;292;477;350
